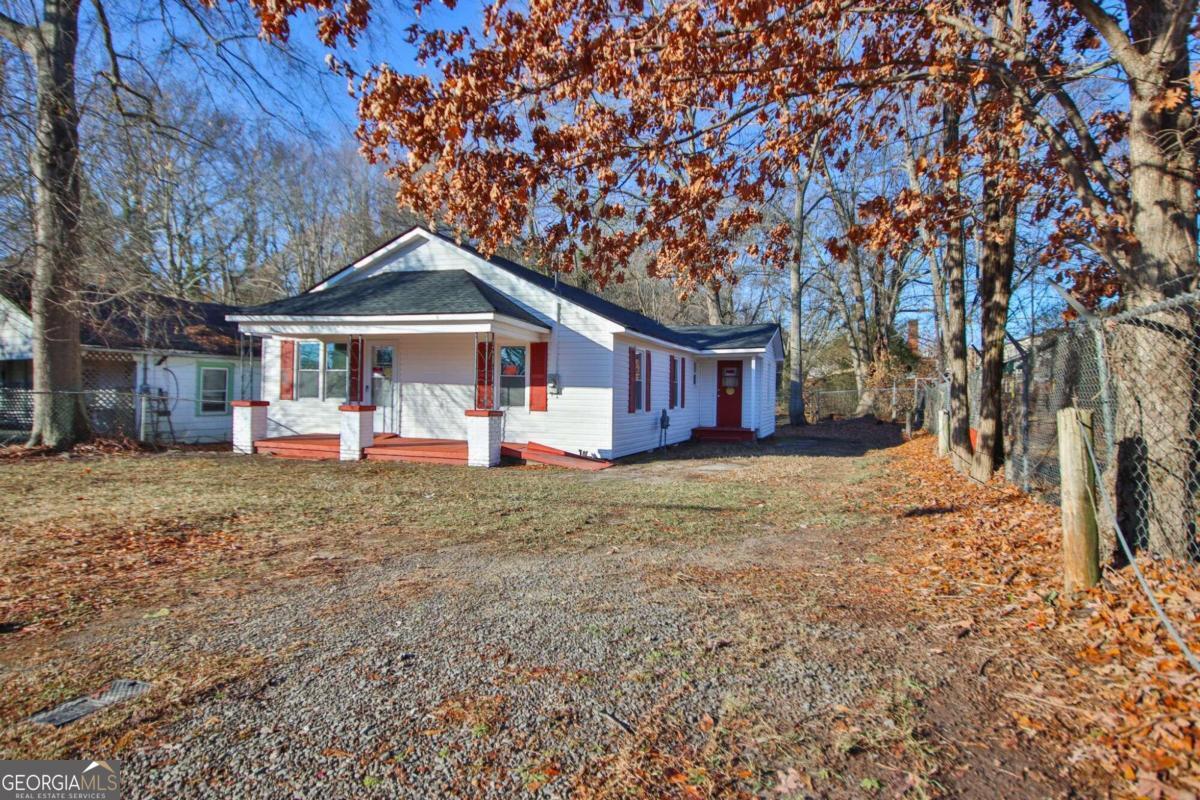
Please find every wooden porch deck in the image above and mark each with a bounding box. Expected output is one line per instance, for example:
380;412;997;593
253;433;611;470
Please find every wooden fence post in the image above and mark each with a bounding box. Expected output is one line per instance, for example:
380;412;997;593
904;410;912;439
937;408;949;457
1057;407;1100;593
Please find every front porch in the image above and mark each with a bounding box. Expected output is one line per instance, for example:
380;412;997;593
251;432;612;470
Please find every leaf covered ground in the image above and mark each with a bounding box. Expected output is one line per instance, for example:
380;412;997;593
0;421;1195;797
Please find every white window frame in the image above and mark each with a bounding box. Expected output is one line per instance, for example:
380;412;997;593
197;363;232;416
295;340;322;400
499;345;527;408
632;350;643;412
323;341;349;402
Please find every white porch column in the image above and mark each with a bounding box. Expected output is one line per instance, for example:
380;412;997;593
231;401;269;454
339;404;375;461
465;409;503;467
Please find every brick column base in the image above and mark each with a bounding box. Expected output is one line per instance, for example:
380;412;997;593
231;401;269;454
339;405;376;461
464;409;503;467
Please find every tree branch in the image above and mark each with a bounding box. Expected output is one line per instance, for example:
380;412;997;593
0;10;36;53
1066;0;1147;80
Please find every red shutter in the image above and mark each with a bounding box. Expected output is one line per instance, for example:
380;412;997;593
627;347;637;413
475;340;495;409
279;339;295;400
645;350;652;411
348;336;363;402
680;357;686;407
669;355;677;409
530;342;548;412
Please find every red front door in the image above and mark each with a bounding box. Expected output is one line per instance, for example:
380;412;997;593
716;360;743;427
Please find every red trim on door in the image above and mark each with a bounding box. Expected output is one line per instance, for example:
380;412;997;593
530;341;548;412
279;339;295;400
627;347;637;413
475;340;495;409
644;350;652;411
716;360;743;427
348;336;363;403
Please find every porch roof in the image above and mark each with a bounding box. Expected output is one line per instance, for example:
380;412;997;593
231;270;545;328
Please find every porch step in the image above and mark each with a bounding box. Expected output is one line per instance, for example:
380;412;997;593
691;426;756;442
510;441;613;471
364;438;467;464
255;434;340;460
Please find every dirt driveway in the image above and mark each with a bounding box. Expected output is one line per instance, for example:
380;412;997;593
0;422;1077;798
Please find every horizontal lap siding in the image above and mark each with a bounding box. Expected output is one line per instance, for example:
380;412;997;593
336;236;616;457
695;359;717;427
758;355;777;437
140;354;258;443
396;334;473;440
261;336;343;437
610;336;700;459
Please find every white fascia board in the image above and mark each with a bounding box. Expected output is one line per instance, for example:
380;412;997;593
617;329;704;355
702;348;770;356
312;228;430;292
232;312;549;339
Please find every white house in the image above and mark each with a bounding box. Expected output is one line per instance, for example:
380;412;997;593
228;226;783;467
0;274;260;444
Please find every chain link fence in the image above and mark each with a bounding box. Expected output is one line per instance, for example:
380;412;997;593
807;382;923;423
811;293;1199;560
0;389;234;446
928;292;1198;561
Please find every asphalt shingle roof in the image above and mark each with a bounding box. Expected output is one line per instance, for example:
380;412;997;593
665;324;781;351
239;269;546;328
273;226;781;353
0;270;246;356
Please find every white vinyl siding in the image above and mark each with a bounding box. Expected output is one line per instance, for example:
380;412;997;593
609;336;701;458
137;354;259;443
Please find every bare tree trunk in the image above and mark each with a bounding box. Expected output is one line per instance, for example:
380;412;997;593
1111;49;1199;559
942;104;971;473
788;260;806;425
970;160;1017;482
703;280;727;325
6;0;90;449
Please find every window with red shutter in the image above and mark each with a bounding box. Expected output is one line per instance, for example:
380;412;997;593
680;357;686;407
644;351;652;411
628;347;638;413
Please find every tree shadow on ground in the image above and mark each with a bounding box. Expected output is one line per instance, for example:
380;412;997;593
619;417;909;466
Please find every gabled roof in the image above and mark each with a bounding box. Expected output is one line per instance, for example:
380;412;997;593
313;225;782;353
0;270;247;357
237;270;546;328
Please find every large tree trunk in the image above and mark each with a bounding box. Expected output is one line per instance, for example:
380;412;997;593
941;104;972;473
788;260;806;425
24;0;89;449
970;163;1017;483
1111;41;1199;559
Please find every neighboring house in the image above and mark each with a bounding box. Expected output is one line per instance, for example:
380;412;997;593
0;274;260;443
229;225;783;461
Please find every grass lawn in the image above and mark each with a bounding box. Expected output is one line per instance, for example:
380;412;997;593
0;421;1089;798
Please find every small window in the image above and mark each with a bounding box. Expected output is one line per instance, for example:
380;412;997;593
296;341;321;398
500;346;526;407
325;342;348;401
633;351;643;411
199;366;230;414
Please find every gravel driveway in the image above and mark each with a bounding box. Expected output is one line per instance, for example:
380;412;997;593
5;423;1072;798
